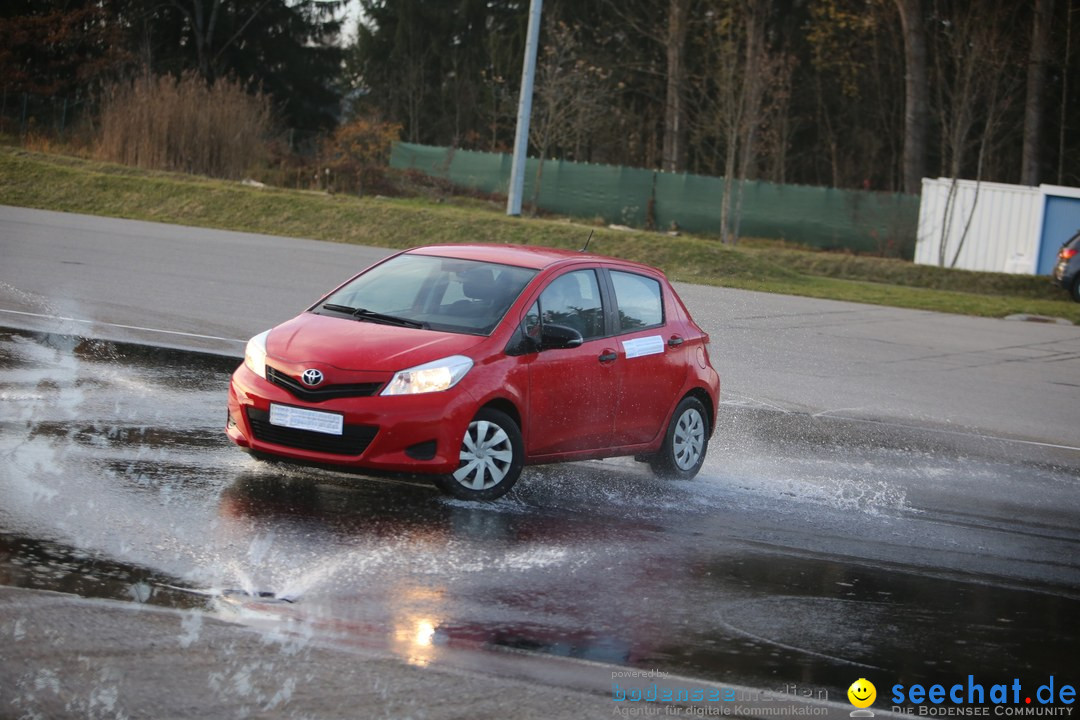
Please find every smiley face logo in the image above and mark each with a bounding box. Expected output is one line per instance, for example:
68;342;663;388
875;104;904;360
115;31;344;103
848;678;877;708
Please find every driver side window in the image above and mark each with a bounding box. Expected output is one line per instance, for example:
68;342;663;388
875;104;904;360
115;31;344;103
536;270;604;340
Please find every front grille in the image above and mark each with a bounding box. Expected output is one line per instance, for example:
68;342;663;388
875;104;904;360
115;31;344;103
247;408;377;456
266;366;382;403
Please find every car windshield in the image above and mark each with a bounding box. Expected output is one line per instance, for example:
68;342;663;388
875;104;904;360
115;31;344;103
315;254;538;336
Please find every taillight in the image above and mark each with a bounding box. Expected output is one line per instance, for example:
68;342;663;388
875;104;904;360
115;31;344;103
1062;248;1078;260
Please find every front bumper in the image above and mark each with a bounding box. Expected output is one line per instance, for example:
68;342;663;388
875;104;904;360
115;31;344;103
226;363;475;475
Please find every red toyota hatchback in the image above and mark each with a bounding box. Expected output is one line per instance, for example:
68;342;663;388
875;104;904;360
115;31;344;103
226;244;720;500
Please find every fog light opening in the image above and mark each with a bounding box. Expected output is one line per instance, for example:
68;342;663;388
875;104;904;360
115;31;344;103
405;440;438;461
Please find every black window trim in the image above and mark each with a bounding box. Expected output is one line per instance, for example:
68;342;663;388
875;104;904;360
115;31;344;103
504;264;669;356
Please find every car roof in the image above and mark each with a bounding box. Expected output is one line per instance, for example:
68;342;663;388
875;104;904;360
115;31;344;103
407;243;661;274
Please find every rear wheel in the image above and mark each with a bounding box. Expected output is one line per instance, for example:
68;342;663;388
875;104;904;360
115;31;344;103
436;408;523;500
1071;275;1080;303
648;396;709;480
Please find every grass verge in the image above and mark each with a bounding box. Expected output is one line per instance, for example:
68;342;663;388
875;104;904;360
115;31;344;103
1;146;1076;323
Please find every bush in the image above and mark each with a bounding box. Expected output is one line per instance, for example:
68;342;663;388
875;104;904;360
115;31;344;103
319;116;401;195
95;71;275;179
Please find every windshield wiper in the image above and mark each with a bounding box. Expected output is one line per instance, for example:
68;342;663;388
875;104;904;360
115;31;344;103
321;303;361;315
320;303;426;329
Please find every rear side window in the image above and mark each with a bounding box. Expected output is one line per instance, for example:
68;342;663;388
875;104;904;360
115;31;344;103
611;271;664;331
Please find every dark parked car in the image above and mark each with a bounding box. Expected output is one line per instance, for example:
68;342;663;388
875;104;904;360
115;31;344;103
1053;230;1080;302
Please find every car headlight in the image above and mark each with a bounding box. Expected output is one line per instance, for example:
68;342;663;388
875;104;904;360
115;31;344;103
243;330;270;379
381;355;473;396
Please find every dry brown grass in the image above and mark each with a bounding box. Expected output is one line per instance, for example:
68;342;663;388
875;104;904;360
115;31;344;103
95;72;275;179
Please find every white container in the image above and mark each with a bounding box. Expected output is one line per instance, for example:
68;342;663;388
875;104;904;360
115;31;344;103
915;178;1041;274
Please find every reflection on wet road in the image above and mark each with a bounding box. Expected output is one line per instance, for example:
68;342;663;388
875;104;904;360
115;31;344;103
1;328;1078;699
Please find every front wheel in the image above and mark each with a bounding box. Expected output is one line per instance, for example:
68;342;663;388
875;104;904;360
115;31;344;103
436;408;524;500
648;396;709;480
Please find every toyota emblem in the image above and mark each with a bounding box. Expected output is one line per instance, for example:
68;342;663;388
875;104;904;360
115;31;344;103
301;368;324;386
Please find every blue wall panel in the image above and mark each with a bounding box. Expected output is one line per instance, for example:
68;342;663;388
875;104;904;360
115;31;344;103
1039;195;1080;274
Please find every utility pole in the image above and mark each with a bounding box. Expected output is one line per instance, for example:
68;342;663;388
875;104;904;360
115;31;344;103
506;0;543;217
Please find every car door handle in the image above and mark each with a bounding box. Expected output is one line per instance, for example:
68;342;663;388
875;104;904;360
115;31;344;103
668;335;685;347
598;350;617;363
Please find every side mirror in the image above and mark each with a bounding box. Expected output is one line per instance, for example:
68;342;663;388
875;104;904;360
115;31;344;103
541;323;583;350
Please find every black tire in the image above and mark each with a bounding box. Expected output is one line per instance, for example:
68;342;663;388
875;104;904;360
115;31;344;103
648;396;709;480
1071;275;1080;303
436;408;524;500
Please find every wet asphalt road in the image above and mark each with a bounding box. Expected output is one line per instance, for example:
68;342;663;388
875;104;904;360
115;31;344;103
1;206;1079;716
0;329;1078;716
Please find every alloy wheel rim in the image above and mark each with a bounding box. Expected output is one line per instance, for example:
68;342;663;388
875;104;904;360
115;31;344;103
454;419;513;490
673;408;705;471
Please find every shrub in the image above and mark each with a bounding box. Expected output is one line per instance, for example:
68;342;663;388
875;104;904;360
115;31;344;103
319;116;401;195
95;71;275;179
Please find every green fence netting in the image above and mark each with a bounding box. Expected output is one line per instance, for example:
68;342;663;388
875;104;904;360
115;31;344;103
391;142;919;256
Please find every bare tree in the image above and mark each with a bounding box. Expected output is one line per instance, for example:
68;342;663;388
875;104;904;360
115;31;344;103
1022;0;1055;185
479;28;522;152
757;52;796;184
729;0;772;244
803;0;904;191
694;0;773;245
1060;2;1076;185
932;0;1023;266
894;0;929;194
663;0;692;172
528;19;610;212
604;0;697;173
169;0;276;81
399;40;432;145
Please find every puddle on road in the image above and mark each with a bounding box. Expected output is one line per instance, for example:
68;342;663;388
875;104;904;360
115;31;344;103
1;327;1079;700
0;533;207;610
